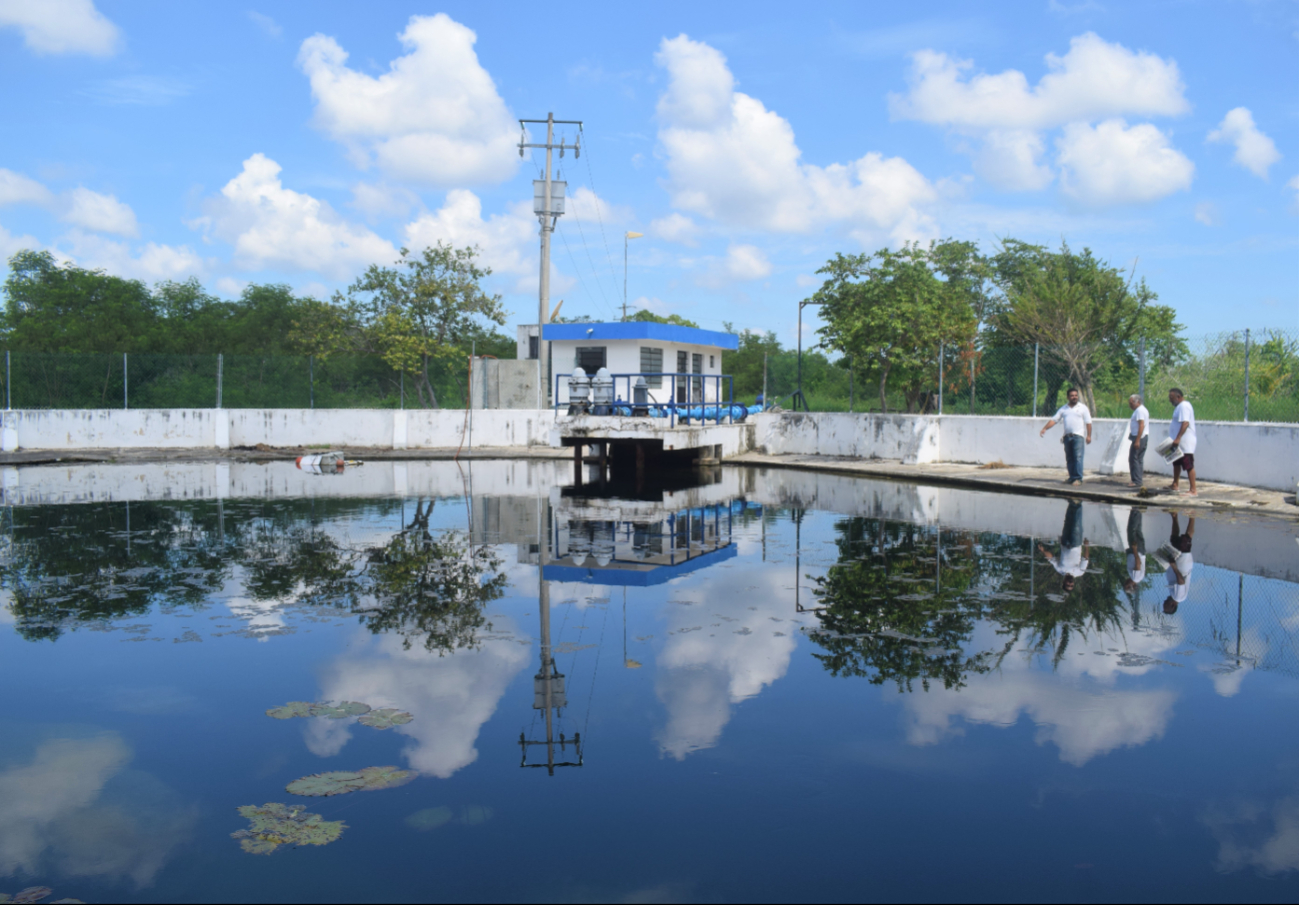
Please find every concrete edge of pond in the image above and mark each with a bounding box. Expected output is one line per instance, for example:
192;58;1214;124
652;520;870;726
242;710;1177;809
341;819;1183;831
0;445;575;466
728;452;1299;521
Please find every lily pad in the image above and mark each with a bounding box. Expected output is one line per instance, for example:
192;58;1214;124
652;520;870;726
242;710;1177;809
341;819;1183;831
358;708;414;730
287;766;415;797
12;890;51;905
233;802;345;854
309;701;371;719
266;701;314;720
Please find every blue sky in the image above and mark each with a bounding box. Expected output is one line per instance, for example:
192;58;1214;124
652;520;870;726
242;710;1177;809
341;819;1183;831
0;0;1295;345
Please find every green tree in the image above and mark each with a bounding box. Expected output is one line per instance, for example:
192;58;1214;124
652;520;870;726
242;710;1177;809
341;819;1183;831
812;241;980;412
628;309;700;328
295;243;506;408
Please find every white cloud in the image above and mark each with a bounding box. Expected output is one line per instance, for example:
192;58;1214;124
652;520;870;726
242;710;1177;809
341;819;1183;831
1194;202;1218;226
650;212;700;246
1205;796;1299;874
80;75;189;106
248;11;281;38
60;230;204;282
297;13;518;186
404;189;536;278
890;33;1189;194
196;153;397;279
723;243;771;281
655;34;937;242
0;0;120;56
0;168;53;207
1057;119;1194;205
890;32;1188;131
350;182;419;220
794;273;818;288
0;223;41;259
60;186;138;237
1208;107;1281;179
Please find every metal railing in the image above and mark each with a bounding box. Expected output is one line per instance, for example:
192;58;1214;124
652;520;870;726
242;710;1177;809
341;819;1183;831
552;371;750;427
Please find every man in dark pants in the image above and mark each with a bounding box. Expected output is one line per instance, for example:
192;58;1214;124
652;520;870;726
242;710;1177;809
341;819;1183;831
1126;394;1149;488
1123;507;1146;596
1039;388;1093;485
1162;512;1195;614
1038;500;1090;594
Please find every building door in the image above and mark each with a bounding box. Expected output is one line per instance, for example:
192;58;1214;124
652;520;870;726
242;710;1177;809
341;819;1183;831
676;351;689;403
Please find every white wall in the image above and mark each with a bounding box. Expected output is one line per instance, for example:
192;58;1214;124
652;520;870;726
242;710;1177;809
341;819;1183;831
753;412;1299;492
9;409;221;450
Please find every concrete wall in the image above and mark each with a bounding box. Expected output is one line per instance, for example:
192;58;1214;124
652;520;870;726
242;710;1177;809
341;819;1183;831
753;412;1299;492
470;358;541;410
551;339;727;405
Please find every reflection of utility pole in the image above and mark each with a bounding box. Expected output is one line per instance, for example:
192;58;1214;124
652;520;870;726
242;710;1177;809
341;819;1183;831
1236;574;1243;665
518;113;580;411
519;505;582;776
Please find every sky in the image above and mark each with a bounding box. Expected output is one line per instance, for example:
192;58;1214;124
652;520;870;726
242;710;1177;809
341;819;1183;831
0;0;1295;347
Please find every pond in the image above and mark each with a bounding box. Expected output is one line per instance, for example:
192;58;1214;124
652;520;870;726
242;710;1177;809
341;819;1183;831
2;459;1298;903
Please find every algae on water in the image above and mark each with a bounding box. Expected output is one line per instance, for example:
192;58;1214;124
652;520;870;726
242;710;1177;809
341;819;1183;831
231;802;346;854
286;766;415;797
358;708;414;730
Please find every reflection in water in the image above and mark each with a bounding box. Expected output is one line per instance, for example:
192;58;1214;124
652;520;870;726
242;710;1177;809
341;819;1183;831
0;734;194;887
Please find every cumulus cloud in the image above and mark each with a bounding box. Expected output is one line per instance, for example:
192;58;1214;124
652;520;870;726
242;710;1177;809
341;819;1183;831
654;34;937;242
0;168;53;207
0;223;40;259
1208;107;1281;179
60;186;138;237
196;153;397;279
1057;119;1194;205
1205;796;1299;874
60;230;204;282
297;13;518;186
890;32;1188;130
723;243;771;281
0;0;120;56
890;33;1190;197
404;188;536;277
350;182;419;221
248;11;281;38
650;212;701;246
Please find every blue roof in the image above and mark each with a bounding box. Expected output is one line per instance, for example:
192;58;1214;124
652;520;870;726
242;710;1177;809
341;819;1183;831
542;543;737;587
539;321;738;350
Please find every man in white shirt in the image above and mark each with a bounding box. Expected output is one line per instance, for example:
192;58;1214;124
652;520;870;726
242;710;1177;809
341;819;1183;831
1126;394;1149;488
1039;388;1093;485
1038;500;1089;594
1162;512;1195;614
1167;388;1198;496
1123;508;1145;596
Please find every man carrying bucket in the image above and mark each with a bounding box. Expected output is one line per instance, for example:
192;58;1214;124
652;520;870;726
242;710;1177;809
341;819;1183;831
1167;388;1198;496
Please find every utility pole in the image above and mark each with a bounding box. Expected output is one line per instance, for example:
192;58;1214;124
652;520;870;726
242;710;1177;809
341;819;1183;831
519;114;580;409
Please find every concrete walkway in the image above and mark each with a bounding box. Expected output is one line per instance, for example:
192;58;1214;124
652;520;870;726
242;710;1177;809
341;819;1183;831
730;452;1299;520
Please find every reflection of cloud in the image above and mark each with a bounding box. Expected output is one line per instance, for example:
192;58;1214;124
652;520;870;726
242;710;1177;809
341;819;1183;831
0;733;193;886
897;623;1179;765
316;624;530;778
1204;797;1299;874
654;565;799;759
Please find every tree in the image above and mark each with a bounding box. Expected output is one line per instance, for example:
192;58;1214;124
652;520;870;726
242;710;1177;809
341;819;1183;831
628;309;700;328
295;244;506;408
992;241;1168;413
812;241;981;412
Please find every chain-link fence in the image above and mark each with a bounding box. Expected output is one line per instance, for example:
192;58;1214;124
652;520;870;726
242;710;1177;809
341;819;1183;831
0;352;471;410
777;329;1298;423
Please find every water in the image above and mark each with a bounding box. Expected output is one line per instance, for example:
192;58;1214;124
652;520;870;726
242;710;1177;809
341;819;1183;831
2;459;1298;904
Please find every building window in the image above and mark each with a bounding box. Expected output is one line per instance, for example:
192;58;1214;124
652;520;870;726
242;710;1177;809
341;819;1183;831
528;335;539;360
575;346;606;372
692;353;703;400
640;347;663;387
676;350;688;402
709;355;715;368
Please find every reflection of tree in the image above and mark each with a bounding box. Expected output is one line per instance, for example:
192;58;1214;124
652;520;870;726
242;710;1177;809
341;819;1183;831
810;518;991;691
356;500;508;654
810;517;1141;690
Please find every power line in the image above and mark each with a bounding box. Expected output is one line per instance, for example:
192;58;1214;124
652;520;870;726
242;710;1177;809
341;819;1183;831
577;126;623;314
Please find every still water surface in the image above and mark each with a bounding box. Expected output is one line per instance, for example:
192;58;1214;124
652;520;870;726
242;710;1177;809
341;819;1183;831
2;460;1298;903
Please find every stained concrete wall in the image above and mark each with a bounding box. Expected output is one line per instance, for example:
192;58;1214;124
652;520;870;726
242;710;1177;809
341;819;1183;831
753;412;1299;492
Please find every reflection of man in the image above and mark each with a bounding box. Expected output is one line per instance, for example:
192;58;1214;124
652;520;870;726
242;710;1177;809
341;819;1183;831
1123;508;1145;594
1038;500;1090;593
1162;512;1195;614
1126;394;1149;488
1167;388;1198;496
1039;388;1093;485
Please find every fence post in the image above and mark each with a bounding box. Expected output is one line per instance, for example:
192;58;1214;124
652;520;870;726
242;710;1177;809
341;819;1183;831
1137;337;1146;405
1032;343;1039;418
309;355;314;409
216;354;223;409
969;349;975;413
123;353;128;410
762;353;767;411
848;357;853;413
1243;328;1250;422
938;343;944;415
5;350;9;411
400;371;404;410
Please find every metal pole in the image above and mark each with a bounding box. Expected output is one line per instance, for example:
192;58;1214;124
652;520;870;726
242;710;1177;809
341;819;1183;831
468;340;475;453
5;350;9;411
969;350;975;412
217;354;223;408
1243;328;1251;422
1137;337;1146;405
123;353;128;410
1032;343;1039;419
309;355;314;409
400;371;404;410
938;343;944;415
849;358;854;413
796;303;803;410
538;113;555;410
762;353;768;411
623;233;628;322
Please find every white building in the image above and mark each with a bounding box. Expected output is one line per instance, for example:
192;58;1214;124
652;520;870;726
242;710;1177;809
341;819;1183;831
518;322;739;406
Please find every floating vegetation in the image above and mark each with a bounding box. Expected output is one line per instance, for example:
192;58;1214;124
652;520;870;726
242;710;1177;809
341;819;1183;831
231;802;346;854
357;708;414;730
266;701;372;720
286;766;415;797
1;888;83;905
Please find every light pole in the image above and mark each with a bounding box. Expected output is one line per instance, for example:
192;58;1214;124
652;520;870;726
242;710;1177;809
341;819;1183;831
623;231;643;321
795;299;824;412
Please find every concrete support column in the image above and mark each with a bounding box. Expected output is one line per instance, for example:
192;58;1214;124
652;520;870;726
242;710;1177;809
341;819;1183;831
1;411;17;452
393;411;408;450
214;411;230;450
